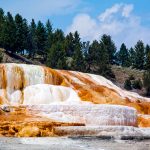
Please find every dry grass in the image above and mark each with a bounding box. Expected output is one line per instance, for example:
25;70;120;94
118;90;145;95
0;48;42;65
112;65;144;85
112;65;145;95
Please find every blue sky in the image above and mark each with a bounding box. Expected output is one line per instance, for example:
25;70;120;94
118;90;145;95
0;0;150;48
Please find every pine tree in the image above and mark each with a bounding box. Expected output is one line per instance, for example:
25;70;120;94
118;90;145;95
47;42;66;69
129;47;135;67
118;43;130;67
46;19;52;35
28;19;37;58
0;8;4;47
98;41;115;79
82;41;90;71
145;45;150;70
15;14;25;53
45;19;53;52
3;12;16;52
82;41;90;57
52;29;64;44
145;44;150;54
133;40;145;70
87;40;100;72
64;32;74;57
101;34;116;64
72;31;85;71
85;40;115;79
22;19;30;53
36;21;47;55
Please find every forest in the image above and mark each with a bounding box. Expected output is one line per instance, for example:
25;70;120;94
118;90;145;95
0;8;150;96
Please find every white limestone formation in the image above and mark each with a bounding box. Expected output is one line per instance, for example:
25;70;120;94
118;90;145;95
0;63;147;128
0;63;149;104
26;104;137;126
23;84;81;105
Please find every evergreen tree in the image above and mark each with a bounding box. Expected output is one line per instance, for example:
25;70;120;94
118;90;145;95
22;19;30;52
145;44;150;54
36;21;47;54
0;8;4;47
86;40;100;72
47;42;66;69
98;41;115;79
28;19;37;58
129;47;135;67
82;41;90;70
85;40;115;79
82;41;90;57
15;14;25;53
118;43;130;67
3;12;16;52
45;19;53;52
1;8;150;78
64;32;74;57
133;40;145;70
46;19;53;35
114;51;120;65
72;31;85;71
145;45;150;70
52;29;64;44
101;34;116;64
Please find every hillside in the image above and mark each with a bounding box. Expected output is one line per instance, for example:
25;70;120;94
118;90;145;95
0;48;146;96
0;48;42;65
112;65;145;96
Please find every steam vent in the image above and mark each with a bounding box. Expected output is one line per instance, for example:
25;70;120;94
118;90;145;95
0;63;150;137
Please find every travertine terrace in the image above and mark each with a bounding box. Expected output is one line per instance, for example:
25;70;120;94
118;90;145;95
0;63;150;137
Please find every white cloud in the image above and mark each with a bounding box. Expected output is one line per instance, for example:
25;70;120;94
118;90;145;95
99;3;122;22
67;3;150;48
67;14;97;40
122;4;133;17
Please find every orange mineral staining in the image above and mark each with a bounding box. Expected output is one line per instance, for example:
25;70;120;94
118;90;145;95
0;63;150;134
0;106;84;137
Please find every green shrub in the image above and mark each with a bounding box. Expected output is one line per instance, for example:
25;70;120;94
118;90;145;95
124;78;132;90
0;50;3;62
143;71;150;96
132;79;143;90
129;75;135;80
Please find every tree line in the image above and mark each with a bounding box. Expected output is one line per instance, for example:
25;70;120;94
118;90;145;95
0;8;150;95
0;8;116;78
